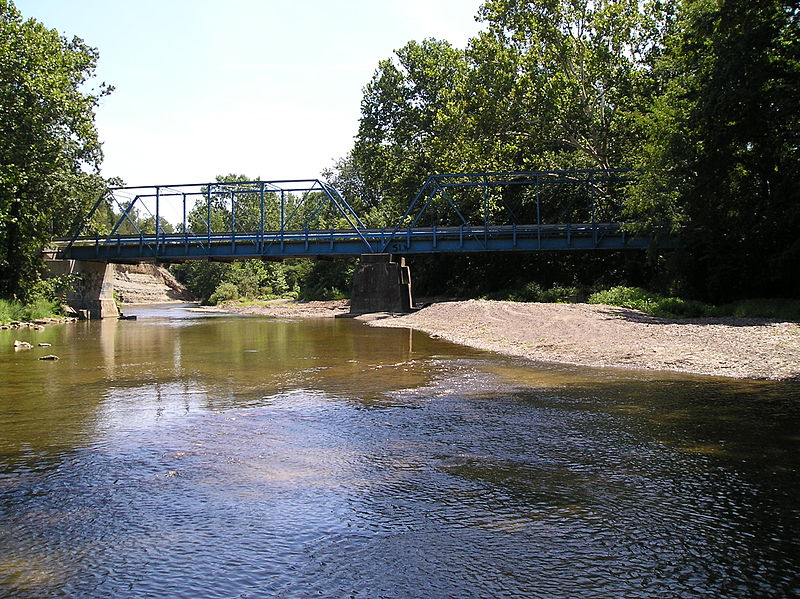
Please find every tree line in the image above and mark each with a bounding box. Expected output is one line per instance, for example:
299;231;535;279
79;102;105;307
1;0;797;305
337;0;799;302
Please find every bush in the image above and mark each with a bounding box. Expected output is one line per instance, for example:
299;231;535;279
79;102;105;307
208;282;240;305
587;286;716;318
483;282;580;303
718;298;800;321
297;259;354;300
538;285;580;303
0;298;62;323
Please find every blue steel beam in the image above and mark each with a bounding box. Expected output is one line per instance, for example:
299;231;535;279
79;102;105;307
53;224;669;262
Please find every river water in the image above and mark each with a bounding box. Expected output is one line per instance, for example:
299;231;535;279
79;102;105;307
1;305;798;598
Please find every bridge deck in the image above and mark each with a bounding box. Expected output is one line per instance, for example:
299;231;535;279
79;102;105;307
52;223;654;262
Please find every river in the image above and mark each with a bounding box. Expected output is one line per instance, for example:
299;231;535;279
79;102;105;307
1;305;798;598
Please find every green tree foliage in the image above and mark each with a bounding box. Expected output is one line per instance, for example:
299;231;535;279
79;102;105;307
0;0;111;298
344;1;670;296
634;0;800;300
172;257;352;305
352;39;471;222
350;1;667;221
341;0;798;301
469;0;669;171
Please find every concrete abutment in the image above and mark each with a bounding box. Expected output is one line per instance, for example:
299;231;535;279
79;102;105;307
46;259;118;319
349;254;414;315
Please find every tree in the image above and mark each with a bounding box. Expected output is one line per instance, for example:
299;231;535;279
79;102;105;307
633;0;800;300
0;0;112;298
469;0;669;172
352;38;471;222
348;3;670;229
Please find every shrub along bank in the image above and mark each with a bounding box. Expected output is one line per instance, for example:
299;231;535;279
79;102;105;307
590;287;800;321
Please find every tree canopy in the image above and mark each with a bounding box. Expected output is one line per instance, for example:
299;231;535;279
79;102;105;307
0;0;110;298
341;0;799;301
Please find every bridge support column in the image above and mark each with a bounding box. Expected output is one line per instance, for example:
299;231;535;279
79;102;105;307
46;260;118;319
349;254;414;315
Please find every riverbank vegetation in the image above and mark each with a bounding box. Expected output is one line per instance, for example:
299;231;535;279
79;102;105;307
0;298;62;324
1;0;797;310
171;257;354;305
587;287;800;321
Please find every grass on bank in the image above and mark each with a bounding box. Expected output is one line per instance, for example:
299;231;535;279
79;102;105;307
0;299;63;324
589;287;800;321
485;284;800;321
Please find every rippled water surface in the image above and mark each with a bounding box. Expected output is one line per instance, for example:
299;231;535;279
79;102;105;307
1;305;798;598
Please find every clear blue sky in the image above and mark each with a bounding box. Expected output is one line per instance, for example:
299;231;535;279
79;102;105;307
15;0;484;187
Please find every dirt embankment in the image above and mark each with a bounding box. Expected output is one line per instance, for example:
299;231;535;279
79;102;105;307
113;264;192;304
365;300;800;381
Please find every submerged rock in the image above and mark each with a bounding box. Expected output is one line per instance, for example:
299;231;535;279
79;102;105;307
13;340;32;350
38;354;59;360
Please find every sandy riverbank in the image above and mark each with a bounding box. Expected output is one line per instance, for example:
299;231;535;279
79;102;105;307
208;298;800;381
191;299;351;319
367;300;800;381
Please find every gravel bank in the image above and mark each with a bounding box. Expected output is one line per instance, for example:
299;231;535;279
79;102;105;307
201;299;350;318
365;299;800;381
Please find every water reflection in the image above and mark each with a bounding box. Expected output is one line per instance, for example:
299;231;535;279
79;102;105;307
0;306;798;598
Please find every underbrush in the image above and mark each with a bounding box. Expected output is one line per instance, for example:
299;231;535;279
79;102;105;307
587;286;800;321
483;283;800;321
0;299;63;323
588;286;713;318
717;298;800;321
484;282;582;303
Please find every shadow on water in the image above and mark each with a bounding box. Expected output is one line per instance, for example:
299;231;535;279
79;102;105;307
0;304;798;598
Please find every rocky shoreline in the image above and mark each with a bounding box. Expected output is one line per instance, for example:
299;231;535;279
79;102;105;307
1;316;79;331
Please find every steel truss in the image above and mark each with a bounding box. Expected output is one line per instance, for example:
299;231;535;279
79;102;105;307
54;170;670;261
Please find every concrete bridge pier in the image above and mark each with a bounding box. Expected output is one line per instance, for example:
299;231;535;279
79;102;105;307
349;254;414;315
46;259;118;319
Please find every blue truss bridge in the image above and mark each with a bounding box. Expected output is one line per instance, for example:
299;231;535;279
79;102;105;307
52;169;672;262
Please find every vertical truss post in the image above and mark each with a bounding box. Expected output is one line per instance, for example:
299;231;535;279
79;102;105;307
259;182;265;252
206;186;212;249
230;190;235;254
589;172;597;246
483;176;489;246
155;186;161;257
183;192;188;255
280;190;285;250
536;177;541;250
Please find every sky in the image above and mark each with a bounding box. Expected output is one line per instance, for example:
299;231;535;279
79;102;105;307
15;0;484;188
